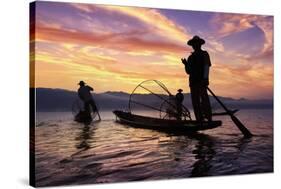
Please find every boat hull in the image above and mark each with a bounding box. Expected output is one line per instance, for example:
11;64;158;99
113;110;222;133
74;111;92;124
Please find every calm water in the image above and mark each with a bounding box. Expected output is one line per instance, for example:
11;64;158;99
35;110;273;187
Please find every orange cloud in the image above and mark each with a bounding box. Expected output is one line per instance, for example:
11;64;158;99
210;61;273;99
36;25;186;55
35;37;273;99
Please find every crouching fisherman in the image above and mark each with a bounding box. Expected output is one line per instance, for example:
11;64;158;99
77;80;101;121
175;89;184;120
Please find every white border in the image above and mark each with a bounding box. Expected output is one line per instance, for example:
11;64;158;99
0;0;280;188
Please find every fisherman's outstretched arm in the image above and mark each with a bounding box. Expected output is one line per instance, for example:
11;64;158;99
87;86;94;91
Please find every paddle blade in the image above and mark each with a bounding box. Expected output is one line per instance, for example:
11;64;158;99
230;115;253;138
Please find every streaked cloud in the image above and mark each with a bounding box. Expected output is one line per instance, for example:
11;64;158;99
210;14;273;60
210;61;273;99
72;3;191;44
33;2;273;99
211;14;259;37
36;25;186;55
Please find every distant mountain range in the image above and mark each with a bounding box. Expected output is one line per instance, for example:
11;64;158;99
34;88;273;112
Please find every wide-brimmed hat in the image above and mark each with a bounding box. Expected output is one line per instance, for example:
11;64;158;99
178;89;183;92
78;80;86;85
187;35;205;46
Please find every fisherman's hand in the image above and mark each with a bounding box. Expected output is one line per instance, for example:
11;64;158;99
202;79;209;86
181;58;187;64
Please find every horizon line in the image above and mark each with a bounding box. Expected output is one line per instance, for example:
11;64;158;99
33;87;273;101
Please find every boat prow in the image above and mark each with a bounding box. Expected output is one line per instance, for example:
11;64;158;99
113;110;222;133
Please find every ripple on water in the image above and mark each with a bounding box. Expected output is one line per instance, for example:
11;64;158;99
35;110;273;186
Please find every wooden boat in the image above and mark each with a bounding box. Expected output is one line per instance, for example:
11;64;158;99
74;110;92;124
72;99;101;123
113;80;223;134
113;110;222;133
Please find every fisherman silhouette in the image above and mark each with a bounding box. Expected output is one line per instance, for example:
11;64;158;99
77;81;100;120
181;36;212;122
175;89;184;120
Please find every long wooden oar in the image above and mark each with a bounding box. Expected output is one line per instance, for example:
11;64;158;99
207;87;253;138
212;109;238;116
92;98;101;121
96;109;101;121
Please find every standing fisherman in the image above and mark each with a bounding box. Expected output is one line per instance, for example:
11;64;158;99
77;81;101;120
181;36;212;122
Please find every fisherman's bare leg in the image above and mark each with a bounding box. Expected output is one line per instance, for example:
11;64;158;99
191;85;203;121
84;102;91;116
200;86;212;121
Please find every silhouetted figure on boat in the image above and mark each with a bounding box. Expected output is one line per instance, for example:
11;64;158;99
181;36;212;122
166;95;177;119
77;81;101;121
175;89;184;120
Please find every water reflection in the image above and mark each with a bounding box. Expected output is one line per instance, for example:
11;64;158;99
236;137;252;152
35;110;272;186
189;133;252;177
189;133;215;177
69;122;253;178
72;123;95;157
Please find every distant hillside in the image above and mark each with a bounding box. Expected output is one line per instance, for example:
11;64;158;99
34;88;273;112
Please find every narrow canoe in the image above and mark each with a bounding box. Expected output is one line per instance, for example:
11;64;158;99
113;110;222;133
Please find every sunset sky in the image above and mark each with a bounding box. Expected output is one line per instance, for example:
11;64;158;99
32;1;273;99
